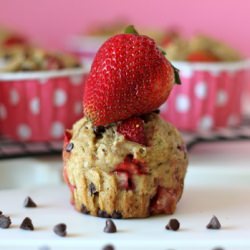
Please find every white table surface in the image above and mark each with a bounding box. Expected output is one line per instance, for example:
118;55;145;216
0;141;250;250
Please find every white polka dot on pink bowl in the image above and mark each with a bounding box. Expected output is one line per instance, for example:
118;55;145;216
0;68;87;141
160;61;248;131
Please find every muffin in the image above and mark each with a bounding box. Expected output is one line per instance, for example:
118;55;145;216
0;44;85;141
63;25;188;218
63;113;187;218
160;33;248;131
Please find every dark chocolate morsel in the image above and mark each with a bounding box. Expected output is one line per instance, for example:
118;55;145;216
0;215;11;229
53;223;67;237
20;217;34;230
66;142;74;152
111;211;122;219
103;219;117;233
23;196;37;208
102;244;115;250
98;209;110;218
153;109;160;114
89;182;98;196
165;218;180;231
207;216;221;229
80;204;90;214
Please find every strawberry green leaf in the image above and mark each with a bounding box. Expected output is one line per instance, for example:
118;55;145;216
172;65;181;85
159;46;167;56
124;25;139;35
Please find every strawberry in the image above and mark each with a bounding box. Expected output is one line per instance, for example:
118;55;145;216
187;50;220;62
117;117;146;145
150;186;177;215
3;35;27;47
114;155;147;190
83;25;180;126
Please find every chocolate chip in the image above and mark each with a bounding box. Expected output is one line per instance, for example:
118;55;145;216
126;154;134;160
66;142;74;152
0;211;2;215
23;196;37;208
153;109;160;114
0;215;11;229
111;211;122;219
103;219;117;233
89;182;98;196
53;223;67;237
165;218;180;231
207;216;221;229
93;126;105;139
80;204;90;214
103;244;115;250
98;209;110;218
212;247;224;250
20;217;34;230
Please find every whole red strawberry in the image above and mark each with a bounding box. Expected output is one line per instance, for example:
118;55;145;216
83;25;180;126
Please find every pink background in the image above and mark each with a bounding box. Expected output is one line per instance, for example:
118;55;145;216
0;0;250;56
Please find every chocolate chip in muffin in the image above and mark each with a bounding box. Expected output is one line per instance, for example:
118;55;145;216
0;215;11;229
20;217;34;231
103;219;117;233
93;126;106;139
111;211;122;219
98;209;110;218
80;204;90;214
66;142;74;152
207;216;221;229
23;196;37;208
103;244;115;250
89;182;98;196
153;109;160;114
0;211;2;215
53;223;67;237
165;218;180;231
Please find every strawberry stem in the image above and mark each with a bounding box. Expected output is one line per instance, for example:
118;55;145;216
172;65;181;85
124;25;139;35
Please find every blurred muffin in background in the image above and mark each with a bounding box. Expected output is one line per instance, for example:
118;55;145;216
163;33;243;62
160;32;248;132
0;30;86;142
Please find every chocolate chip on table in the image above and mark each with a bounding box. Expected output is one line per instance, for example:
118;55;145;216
207;216;221;229
103;244;115;250
103;219;117;233
23;196;37;208
20;217;34;230
53;223;67;237
0;215;11;229
165;218;180;231
89;182;98;196
80;204;90;214
65;142;74;152
98;209;110;218
111;211;122;219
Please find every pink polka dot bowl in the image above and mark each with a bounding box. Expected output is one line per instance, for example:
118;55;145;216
0;68;87;141
160;60;249;132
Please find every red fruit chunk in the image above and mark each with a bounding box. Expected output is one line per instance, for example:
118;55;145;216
150;187;177;215
114;155;147;190
3;35;27;47
187;50;220;62
117;117;147;145
63;167;76;205
83;30;175;126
